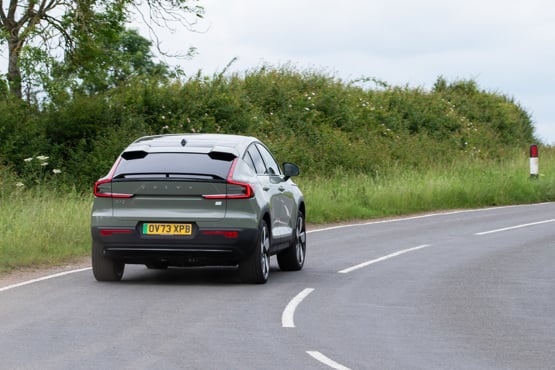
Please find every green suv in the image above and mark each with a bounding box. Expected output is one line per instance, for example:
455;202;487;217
91;134;306;284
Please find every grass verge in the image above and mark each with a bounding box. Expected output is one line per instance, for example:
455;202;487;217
298;154;555;223
0;189;91;275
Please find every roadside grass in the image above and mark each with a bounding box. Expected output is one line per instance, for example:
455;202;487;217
0;188;91;274
1;149;555;274
299;152;555;223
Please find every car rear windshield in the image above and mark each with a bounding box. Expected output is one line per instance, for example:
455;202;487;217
113;152;234;180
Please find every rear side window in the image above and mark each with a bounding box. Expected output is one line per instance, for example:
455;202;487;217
256;144;282;176
245;146;267;175
113;153;233;179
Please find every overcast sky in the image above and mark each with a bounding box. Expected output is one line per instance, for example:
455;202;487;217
134;0;555;144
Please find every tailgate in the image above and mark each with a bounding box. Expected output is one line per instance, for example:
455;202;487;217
111;179;227;221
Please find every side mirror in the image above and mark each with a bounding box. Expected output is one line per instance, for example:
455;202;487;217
283;162;300;180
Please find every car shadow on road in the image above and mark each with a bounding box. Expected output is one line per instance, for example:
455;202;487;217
115;265;289;286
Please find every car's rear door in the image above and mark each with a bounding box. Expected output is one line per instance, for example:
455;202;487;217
246;144;295;240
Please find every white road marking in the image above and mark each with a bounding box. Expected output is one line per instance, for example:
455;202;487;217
308;206;524;234
338;244;432;274
282;288;314;328
0;267;92;293
307;351;351;370
475;218;555;235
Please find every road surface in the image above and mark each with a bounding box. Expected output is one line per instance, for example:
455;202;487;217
1;203;554;369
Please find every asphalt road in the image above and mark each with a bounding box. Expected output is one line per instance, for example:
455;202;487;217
1;203;555;370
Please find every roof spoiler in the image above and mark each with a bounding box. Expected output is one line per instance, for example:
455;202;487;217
209;146;238;161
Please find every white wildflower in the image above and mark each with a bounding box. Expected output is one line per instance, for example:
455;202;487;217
15;182;25;187
24;157;33;162
41;162;48;166
36;155;49;161
52;169;62;174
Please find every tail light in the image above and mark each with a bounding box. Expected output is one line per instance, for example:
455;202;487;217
94;178;134;198
202;159;254;199
93;157;134;198
100;229;133;236
201;230;239;239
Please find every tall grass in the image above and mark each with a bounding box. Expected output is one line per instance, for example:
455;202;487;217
300;150;555;223
0;188;91;274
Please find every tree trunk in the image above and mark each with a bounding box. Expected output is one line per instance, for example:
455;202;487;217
7;35;23;99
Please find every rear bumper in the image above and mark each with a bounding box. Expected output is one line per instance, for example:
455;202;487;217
91;226;258;267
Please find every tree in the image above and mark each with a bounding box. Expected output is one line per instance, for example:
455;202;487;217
63;28;171;95
0;0;204;99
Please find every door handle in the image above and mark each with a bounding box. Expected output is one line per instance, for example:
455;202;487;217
263;186;270;191
278;186;285;192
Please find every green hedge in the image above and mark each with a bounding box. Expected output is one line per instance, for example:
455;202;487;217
0;67;537;191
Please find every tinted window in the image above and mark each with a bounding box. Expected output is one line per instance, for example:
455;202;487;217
243;151;257;173
246;146;267;175
256;144;281;175
113;153;233;179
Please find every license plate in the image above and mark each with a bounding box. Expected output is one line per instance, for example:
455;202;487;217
143;223;192;236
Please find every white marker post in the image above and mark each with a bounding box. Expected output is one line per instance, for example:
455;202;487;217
530;144;539;178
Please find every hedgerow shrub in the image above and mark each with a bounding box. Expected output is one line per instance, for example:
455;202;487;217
0;66;538;190
0;98;47;174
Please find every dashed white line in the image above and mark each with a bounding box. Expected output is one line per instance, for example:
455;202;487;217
475;218;555;235
338;244;432;274
0;267;92;293
282;288;314;328
307;351;351;370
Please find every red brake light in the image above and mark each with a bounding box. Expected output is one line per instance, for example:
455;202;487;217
202;159;254;199
93;178;134;198
100;229;133;237
201;230;239;239
93;157;133;198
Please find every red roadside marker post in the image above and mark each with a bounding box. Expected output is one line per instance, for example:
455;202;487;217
530;144;539;179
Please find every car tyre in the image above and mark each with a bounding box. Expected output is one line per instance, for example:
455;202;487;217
239;220;270;284
277;211;306;271
92;241;124;281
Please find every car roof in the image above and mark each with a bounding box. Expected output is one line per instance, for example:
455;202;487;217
123;134;260;157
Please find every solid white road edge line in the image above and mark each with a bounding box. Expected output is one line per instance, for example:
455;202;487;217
307;351;351;370
0;267;92;293
282;287;315;328
475;218;555;235
338;244;432;274
308;205;526;234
